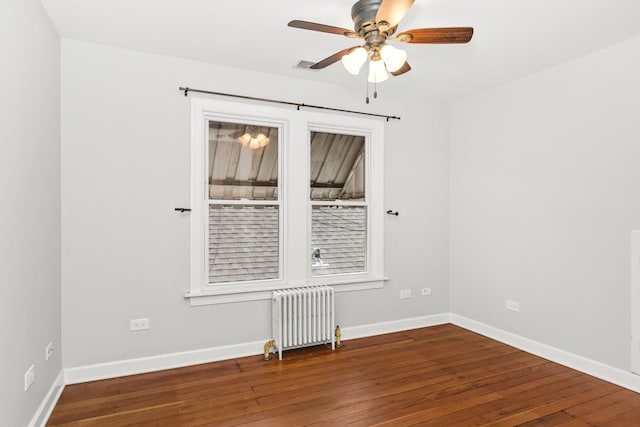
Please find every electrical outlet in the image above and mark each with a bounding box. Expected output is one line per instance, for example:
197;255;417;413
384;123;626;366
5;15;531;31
400;289;411;299
421;288;432;296
506;300;520;312
45;342;53;361
24;365;35;391
130;318;149;331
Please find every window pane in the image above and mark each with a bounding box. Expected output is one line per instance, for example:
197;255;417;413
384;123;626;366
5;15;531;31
311;206;366;276
310;132;365;201
209;205;279;284
209;121;278;201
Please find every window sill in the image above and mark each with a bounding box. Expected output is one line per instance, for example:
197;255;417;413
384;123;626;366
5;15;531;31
185;276;388;306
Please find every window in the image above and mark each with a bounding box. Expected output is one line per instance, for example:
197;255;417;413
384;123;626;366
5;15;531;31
310;132;367;276
207;121;281;284
187;98;385;305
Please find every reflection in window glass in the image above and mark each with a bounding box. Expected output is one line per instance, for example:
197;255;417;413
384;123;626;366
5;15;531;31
311;206;367;276
208;120;280;285
309;130;367;276
310;132;365;201
209;205;279;283
209;121;278;201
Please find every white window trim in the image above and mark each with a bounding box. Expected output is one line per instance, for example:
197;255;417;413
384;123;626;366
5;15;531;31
185;97;387;306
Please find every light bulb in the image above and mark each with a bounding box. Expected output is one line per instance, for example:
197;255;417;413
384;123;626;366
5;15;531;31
380;44;407;73
256;133;270;147
238;132;251;146
341;47;368;75
367;59;388;83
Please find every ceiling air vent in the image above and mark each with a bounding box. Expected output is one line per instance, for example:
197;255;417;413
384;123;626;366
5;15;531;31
294;60;320;71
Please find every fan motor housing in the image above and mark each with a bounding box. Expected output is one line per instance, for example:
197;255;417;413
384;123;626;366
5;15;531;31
351;0;396;47
351;0;380;29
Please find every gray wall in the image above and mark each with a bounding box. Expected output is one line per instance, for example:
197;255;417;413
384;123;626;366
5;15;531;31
3;4;638;422
61;40;450;368
0;1;61;426
450;35;640;370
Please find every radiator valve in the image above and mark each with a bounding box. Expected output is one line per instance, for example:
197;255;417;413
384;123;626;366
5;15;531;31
263;340;276;361
335;325;343;348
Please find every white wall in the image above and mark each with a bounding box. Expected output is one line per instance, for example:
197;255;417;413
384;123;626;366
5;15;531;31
0;1;61;426
61;40;450;368
450;35;640;370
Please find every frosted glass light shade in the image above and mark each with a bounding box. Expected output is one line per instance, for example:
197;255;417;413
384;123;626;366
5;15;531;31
256;133;269;147
238;133;252;146
367;59;388;83
380;44;407;73
239;132;269;149
341;47;368;75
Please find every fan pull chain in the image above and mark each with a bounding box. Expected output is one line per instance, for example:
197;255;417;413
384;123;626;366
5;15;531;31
364;79;382;104
365;79;370;104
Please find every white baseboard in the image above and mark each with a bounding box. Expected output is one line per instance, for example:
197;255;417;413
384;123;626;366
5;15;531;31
632;337;640;375
28;371;65;427
341;313;452;340
450;314;640;393
631;230;640;374
64;340;266;384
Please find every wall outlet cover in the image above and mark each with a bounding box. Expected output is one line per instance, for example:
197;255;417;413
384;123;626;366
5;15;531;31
24;365;35;391
130;318;150;331
506;300;520;312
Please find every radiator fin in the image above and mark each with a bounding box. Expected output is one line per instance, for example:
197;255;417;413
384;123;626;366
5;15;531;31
272;286;335;360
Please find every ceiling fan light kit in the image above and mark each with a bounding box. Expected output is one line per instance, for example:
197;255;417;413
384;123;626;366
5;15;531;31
341;47;368;75
238;132;270;149
368;58;388;83
288;0;473;102
380;44;406;73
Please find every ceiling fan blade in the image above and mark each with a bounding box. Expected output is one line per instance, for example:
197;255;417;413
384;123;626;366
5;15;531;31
390;61;411;76
396;27;474;44
288;20;357;37
375;0;415;28
310;47;357;69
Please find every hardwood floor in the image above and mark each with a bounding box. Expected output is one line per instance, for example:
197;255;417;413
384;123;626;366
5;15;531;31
48;324;640;426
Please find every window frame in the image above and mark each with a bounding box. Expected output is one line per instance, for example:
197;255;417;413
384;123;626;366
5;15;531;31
307;125;370;279
186;97;386;306
206;118;284;286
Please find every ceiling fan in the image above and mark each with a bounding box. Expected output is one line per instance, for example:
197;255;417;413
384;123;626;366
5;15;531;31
288;0;473;84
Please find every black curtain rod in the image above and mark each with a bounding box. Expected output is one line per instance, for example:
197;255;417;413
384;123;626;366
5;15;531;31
179;87;401;121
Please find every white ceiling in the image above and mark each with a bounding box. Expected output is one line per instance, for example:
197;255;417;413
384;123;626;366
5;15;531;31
40;0;640;100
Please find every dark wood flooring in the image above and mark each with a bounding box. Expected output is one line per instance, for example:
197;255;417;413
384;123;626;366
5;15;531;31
48;324;640;426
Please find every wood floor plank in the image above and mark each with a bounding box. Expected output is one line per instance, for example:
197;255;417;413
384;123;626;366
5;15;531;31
397;367;581;426
47;324;640;426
